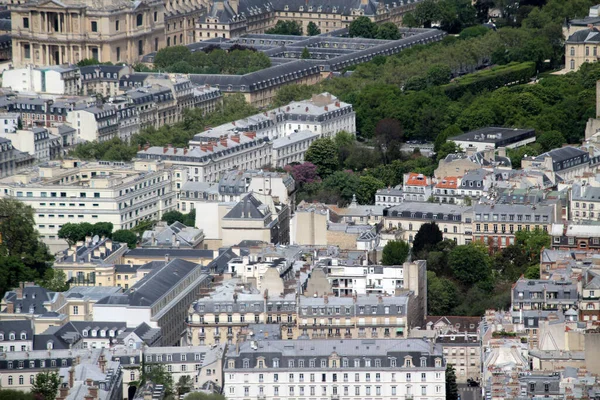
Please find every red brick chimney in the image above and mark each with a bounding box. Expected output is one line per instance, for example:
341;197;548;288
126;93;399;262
88;386;99;399
68;367;75;388
163;146;168;153
231;134;240;143
59;385;69;398
243;131;256;139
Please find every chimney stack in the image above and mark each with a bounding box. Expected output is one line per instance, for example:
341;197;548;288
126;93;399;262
88;386;99;399
68;367;75;388
59;385;69;399
98;354;106;373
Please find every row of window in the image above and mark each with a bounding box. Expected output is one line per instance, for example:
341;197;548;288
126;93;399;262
234;383;442;396
240;356;441;369
0;332;27;341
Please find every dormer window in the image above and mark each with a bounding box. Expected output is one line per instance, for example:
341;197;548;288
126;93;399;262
47;341;53;350
284;5;289;10
82;330;88;337
92;330;97;337
0;333;3;341
299;5;304;11
9;333;15;341
20;332;26;340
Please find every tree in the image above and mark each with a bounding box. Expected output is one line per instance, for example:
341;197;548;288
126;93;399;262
426;63;452;86
38;269;69;292
412;222;444;256
382;240;410;265
307;21;321;36
537;130;565;152
161;210;186;225
356;175;385;205
374;118;403;164
112;230;138;249
176;376;194;396
348;16;377;38
144;364;174;396
333;131;355;149
285;162;319;187
446;364;459;400
321;171;360;205
305;138;339;178
301;47;311;59
58;223;86;246
448;243;491;286
266;20;303;35
427;271;459;315
92;222;114;238
153;46;193;69
376;22;401;40
31;371;61;400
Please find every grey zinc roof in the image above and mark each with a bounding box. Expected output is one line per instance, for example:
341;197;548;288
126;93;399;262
272;130;320;149
0;320;34;340
567;29;600;44
2;285;55;315
535;146;587;163
123;248;214;258
126;258;203;307
224;194;267;219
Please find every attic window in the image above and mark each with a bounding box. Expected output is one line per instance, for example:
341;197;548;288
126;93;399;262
284;5;289;10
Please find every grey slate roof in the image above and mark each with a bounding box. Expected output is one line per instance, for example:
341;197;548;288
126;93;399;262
2;285;55;315
0;320;33;342
123;248;214;258
224;193;267;219
567;28;600;44
535;146;588;163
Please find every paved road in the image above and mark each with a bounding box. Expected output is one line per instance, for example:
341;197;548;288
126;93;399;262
458;384;482;400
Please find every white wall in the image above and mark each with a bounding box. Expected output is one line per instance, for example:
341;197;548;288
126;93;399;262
93;305;154;328
194;202;222;240
67;110;99;142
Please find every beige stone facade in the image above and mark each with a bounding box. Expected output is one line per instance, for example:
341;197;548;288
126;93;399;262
10;0;165;67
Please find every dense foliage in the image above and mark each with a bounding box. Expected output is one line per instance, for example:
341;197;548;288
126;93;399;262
266;20;303;35
425;228;550;316
382;240;410;265
0;199;54;297
150;45;271;74
348;17;401;40
161;209;196;227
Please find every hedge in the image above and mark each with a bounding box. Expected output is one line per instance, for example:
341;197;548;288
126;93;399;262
441;62;537;100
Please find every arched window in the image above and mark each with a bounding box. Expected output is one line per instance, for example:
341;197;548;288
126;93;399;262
9;333;15;340
46;341;53;350
167;37;171;46
18;375;23;385
8;376;13;385
136;14;143;26
571;60;575;70
20;332;26;340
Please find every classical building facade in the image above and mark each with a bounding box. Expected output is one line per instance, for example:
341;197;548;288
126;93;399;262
10;0;165;67
223;339;446;400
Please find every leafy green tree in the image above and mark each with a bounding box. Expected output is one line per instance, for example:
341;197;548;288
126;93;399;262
374;118;403;164
38;269;69;292
301;47;311;59
446;364;459;400
427;271;459;315
434;125;462;153
307;21;321;36
321;171;360;205
348;16;377;38
161;210;186;225
412;222;444;256
305;138;339;178
356;175;385;205
448;243;491;286
493;244;529;281
92;222;113;238
266;20;303;35
333;131;355;149
426;63;452;86
436;142;461;162
112;230;138;249
58;223;87;246
412;0;441;28
515;228;550;263
153;46;192;69
77;58;113;66
144;364;174;396
458;25;490;40
382;240;410;265
176;375;194;396
537;130;565;152
31;371;61;400
375;22;400;40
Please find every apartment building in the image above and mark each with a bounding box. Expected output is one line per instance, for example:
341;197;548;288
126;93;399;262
114;344;225;399
67;105;119;142
570;182;600;223
272;130;320;168
375;186;404;207
0;320;34;353
79;64;131;97
565;28;600;72
0;159;178;247
437;334;481;383
223;339;446;400
0;348;120;396
550;223;600;250
402;173;433;202
53;237;128;286
137;133;272;183
0;137;34;177
2;64;79;95
383;203;471;245
472;203;556;248
512;278;579;313
522;146;594;183
93;258;213;346
10;0;165;67
449;127;536;153
189;92;355;147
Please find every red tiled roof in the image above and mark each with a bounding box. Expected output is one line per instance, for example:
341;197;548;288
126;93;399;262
405;172;429;186
435;177;458;189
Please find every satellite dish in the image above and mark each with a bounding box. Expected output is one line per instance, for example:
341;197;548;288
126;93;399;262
92;235;100;244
